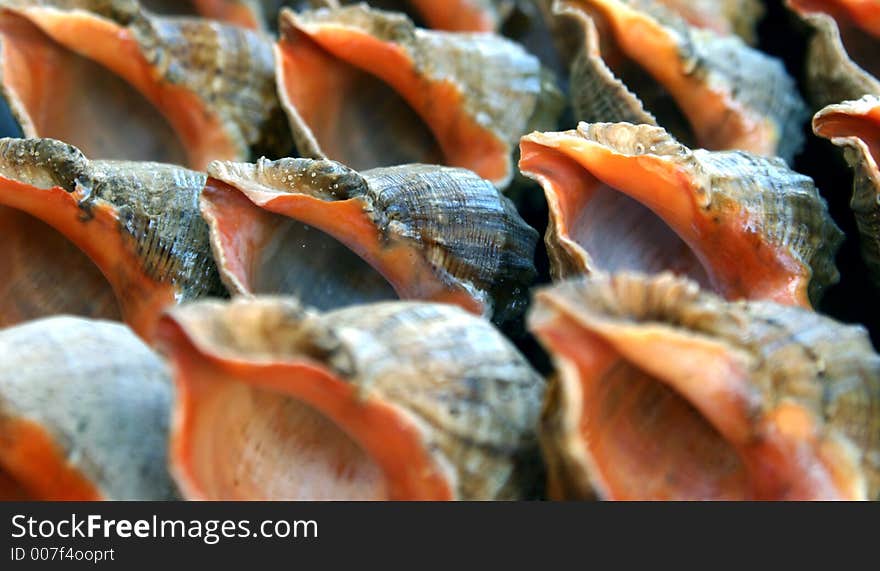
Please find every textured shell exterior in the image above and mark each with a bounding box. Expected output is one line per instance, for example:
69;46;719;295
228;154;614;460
207;157;538;323
0;0;292;166
814;96;880;286
0;316;177;500
0;138;226;304
530;272;880;500
556;0;807;162
278;4;562;187
165;297;546;500
520;123;843;306
786;1;880;108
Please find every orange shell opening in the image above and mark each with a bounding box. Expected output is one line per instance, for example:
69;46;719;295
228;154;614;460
0;177;176;342
534;303;862;500
519;136;810;306
1;8;239;169
159;317;455;500
276;21;511;184
201;178;484;313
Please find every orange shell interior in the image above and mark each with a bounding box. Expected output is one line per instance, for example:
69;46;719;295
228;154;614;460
0;8;238;169
201;178;484;313
276;21;511;184
534;302;863;500
0;176;177;342
159;317;455;500
519;136;810;306
0;417;101;501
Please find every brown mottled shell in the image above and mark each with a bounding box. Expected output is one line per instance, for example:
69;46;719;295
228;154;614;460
786;0;880;109
0;0;292;169
814;95;880;286
530;272;880;501
0;317;176;500
519;122;843;307
201;157;538;324
157;297;545;500
0;137;226;341
275;4;562;187
555;0;806;162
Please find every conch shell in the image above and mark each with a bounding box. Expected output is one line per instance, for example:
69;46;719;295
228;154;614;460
0;0;292;169
157;297;545;500
556;0;807;162
530;272;880;500
201;157;538;324
519;123;843;307
275;4;562;187
0;317;177;500
0;138;226;341
814;95;880;286
786;0;880;108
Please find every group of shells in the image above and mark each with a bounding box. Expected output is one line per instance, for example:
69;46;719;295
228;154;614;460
0;0;878;502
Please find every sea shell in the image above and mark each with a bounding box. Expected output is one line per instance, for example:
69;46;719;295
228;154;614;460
201;157;538;324
555;0;807;162
157;297;545;500
0;137;226;341
519;122;843;307
0;317;176;500
530;272;880;501
814;95;880;286
653;0;763;43
0;0;292;169
786;0;880;108
275;4;562;187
